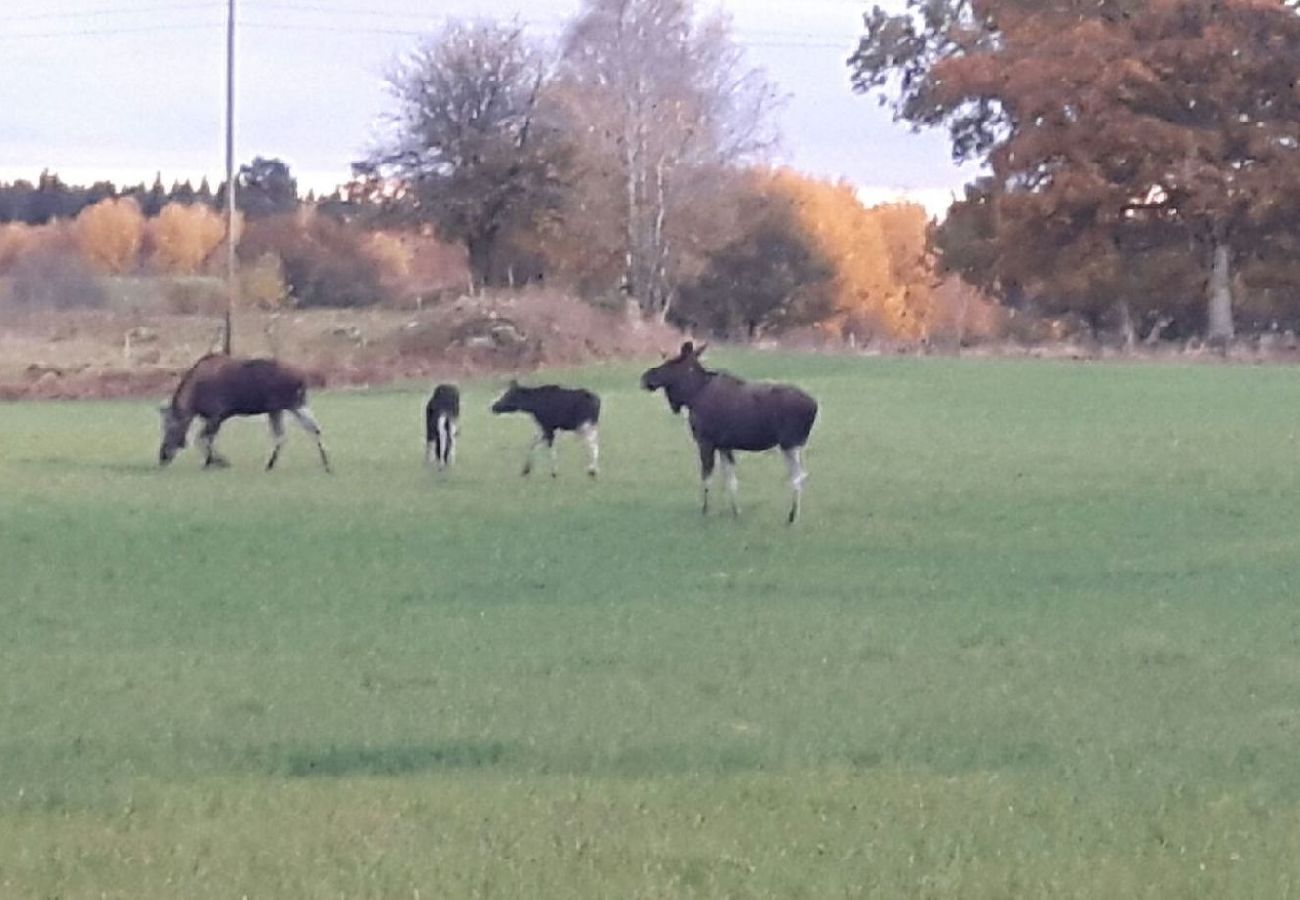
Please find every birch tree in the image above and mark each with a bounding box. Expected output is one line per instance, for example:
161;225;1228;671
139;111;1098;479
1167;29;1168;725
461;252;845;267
558;0;780;318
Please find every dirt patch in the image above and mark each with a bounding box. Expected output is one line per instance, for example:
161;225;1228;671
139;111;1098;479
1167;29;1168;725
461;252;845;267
0;289;680;401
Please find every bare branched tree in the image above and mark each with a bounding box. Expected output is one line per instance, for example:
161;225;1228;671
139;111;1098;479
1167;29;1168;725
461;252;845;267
362;20;571;290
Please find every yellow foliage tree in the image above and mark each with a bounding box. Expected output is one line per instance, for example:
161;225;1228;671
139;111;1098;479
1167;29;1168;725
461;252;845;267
763;169;935;341
73;197;144;275
147;202;227;275
870;201;936;338
365;231;414;292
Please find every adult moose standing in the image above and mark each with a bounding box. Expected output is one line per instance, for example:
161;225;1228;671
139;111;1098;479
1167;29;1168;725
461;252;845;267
158;354;331;472
641;342;817;523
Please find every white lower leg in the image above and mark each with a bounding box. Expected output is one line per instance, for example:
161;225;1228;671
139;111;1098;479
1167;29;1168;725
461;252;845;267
580;423;599;476
723;458;739;516
783;447;807;521
292;406;330;471
436;413;453;469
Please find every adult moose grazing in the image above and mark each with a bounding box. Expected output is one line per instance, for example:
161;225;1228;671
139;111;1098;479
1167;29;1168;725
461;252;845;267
425;383;461;470
158;354;331;472
490;380;600;478
641;341;817;523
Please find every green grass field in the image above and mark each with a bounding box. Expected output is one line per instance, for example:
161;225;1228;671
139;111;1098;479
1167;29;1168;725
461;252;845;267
3;352;1300;898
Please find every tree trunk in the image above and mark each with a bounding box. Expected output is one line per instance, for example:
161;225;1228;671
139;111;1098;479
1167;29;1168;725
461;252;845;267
1206;241;1235;344
466;232;497;291
1144;315;1173;345
1117;300;1137;352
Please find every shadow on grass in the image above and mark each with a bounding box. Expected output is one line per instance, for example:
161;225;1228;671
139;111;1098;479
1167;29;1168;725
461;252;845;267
10;457;158;476
268;741;513;778
237;739;773;780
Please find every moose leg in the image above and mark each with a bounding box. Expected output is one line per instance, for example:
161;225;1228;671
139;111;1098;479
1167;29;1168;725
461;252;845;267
521;431;546;476
579;422;599;478
290;406;331;473
547;431;559;478
782;446;808;524
698;442;716;515
427;413;448;470
720;450;740;517
198;418;229;469
265;411;286;471
440;415;456;469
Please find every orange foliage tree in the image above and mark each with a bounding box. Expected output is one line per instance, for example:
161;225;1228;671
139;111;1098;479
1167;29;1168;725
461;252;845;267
72;197;144;275
146;202;228;275
764;170;935;340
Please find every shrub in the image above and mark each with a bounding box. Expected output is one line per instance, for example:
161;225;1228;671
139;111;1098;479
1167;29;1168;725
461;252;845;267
7;249;107;310
163;278;226;315
240;252;289;310
241;211;393;308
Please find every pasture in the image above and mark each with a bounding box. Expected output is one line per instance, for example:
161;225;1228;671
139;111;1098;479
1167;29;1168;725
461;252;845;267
3;352;1300;897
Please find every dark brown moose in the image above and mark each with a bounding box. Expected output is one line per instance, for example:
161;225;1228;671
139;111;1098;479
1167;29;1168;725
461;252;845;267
641;342;817;523
490;380;601;478
158;354;331;472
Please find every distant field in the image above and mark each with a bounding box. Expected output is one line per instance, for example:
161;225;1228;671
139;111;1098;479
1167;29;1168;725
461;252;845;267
3;353;1300;897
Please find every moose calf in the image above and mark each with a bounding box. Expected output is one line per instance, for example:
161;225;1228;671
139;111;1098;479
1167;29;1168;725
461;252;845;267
425;383;461;470
490;380;601;478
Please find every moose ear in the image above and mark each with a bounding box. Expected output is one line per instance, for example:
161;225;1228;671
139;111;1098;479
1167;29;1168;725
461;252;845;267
695;342;709;357
508;378;519;387
680;341;694;355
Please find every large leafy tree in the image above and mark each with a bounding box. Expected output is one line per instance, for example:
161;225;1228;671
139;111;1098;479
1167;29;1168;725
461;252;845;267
852;0;1300;340
674;177;835;338
235;157;299;220
361;20;570;289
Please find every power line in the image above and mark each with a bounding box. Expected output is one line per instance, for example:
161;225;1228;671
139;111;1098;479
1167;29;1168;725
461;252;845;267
248;2;847;45
236;19;849;50
0;2;221;22
0;22;223;40
0;1;850;49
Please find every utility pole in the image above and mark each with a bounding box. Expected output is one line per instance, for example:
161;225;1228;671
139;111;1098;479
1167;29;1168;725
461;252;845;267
223;0;237;355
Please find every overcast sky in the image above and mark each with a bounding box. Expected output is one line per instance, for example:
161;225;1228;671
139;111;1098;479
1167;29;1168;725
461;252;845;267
0;0;974;214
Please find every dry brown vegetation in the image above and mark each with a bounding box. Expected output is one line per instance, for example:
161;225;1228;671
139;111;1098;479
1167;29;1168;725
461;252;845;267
0;288;678;401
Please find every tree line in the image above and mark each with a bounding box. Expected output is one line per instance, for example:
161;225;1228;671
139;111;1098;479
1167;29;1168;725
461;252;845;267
2;0;1011;343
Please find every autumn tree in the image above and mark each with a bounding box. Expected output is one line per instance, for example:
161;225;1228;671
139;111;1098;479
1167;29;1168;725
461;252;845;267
556;0;780;317
147;201;227;275
852;0;1300;342
361;20;570;289
763;171;933;340
73;197;144;275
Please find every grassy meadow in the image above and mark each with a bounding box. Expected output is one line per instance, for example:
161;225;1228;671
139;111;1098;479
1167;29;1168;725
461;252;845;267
3;351;1300;897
